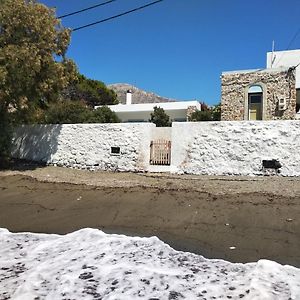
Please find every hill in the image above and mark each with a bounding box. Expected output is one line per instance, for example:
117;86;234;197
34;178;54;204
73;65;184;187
108;83;177;104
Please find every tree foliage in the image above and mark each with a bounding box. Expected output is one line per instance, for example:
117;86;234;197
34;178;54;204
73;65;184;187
0;0;77;110
211;103;221;121
189;103;221;122
87;106;120;123
63;74;118;107
0;0;76;162
43;101;120;124
0;103;12;167
149;106;171;127
44;101;91;124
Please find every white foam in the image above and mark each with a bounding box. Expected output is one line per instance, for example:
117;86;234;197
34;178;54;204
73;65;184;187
0;228;299;299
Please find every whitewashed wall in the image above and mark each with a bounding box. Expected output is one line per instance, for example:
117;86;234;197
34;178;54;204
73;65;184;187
11;121;300;176
12;123;155;172
171;121;300;176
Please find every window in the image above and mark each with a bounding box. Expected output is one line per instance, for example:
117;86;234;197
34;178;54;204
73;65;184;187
111;147;120;155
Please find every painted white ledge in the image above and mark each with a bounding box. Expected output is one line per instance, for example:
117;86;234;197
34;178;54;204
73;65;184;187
95;101;201;113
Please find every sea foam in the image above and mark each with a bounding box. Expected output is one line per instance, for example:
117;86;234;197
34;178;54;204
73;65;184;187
0;228;299;299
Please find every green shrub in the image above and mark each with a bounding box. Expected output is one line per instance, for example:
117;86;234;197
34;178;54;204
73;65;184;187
44;101;92;124
189;103;221;122
43;101;120;124
0;106;12;168
149;106;171;127
189;110;213;121
87;106;120;123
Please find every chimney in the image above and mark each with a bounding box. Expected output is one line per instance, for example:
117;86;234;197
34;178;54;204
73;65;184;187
126;89;132;105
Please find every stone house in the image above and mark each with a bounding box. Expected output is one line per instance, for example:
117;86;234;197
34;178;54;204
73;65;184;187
221;49;300;121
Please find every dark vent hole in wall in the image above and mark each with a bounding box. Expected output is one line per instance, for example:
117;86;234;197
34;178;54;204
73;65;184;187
111;147;120;155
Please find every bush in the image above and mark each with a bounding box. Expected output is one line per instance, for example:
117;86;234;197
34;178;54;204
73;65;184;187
189;103;221;122
0;106;12;168
189;110;213;121
87;106;120;123
44;101;92;124
43;101;120;124
212;104;221;121
149;106;171;127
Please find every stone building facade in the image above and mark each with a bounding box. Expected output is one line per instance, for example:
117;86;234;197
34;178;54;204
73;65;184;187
221;68;296;121
186;105;198;120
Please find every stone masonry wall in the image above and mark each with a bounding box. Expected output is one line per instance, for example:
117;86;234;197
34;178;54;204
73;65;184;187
221;68;296;121
11;123;155;172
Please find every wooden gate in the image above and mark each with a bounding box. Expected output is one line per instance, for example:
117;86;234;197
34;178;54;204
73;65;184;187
150;140;171;165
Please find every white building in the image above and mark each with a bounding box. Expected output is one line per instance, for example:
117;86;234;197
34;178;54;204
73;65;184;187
266;49;300;106
95;91;201;123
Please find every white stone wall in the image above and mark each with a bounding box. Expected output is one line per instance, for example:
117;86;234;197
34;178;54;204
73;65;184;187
171;121;300;176
11;121;300;176
11;123;155;172
151;127;172;140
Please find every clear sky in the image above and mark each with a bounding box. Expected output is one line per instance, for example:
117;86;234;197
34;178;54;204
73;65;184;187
40;0;300;105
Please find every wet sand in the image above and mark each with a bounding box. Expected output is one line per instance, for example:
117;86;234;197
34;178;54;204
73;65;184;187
0;166;300;267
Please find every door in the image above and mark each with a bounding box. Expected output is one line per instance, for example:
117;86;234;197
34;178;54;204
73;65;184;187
150;140;171;165
248;93;262;120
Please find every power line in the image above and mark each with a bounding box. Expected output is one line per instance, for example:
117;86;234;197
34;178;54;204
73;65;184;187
286;27;300;51
72;0;164;32
273;26;300;67
58;0;117;19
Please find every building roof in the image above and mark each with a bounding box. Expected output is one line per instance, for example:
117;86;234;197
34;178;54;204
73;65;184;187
95;101;201;113
266;49;300;89
222;67;290;76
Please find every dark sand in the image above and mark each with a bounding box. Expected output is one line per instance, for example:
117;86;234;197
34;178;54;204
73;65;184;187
0;166;299;267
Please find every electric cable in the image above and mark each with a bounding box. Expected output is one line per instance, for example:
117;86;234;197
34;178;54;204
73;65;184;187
72;0;164;32
58;0;117;19
273;27;300;67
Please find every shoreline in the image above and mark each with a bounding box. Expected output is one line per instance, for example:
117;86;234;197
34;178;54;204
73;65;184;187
0;166;299;267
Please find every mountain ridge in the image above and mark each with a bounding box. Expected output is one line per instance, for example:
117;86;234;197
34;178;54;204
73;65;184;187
108;83;178;104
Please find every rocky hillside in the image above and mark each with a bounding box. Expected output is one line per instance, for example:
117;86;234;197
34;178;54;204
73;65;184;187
108;83;177;104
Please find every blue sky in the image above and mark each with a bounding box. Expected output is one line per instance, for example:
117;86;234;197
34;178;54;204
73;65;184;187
40;0;300;105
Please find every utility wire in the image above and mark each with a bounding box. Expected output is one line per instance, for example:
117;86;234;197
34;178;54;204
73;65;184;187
72;0;164;32
58;0;117;19
286;27;300;51
273;26;300;67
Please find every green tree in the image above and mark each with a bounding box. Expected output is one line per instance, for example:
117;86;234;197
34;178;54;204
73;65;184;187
88;106;120;123
149;106;171;127
43;102;120;124
0;0;76;163
212;103;221;121
44;101;92;124
189;110;213;121
0;104;12;167
63;74;118;107
188;103;221;122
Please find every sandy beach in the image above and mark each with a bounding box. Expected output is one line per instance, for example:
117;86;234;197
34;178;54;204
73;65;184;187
0;165;299;267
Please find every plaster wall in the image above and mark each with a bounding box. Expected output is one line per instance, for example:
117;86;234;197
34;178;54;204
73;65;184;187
151;127;172;140
95;101;201;123
11;123;155;172
113;110;187;123
171;121;300;176
11;121;300;177
267;49;300;88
